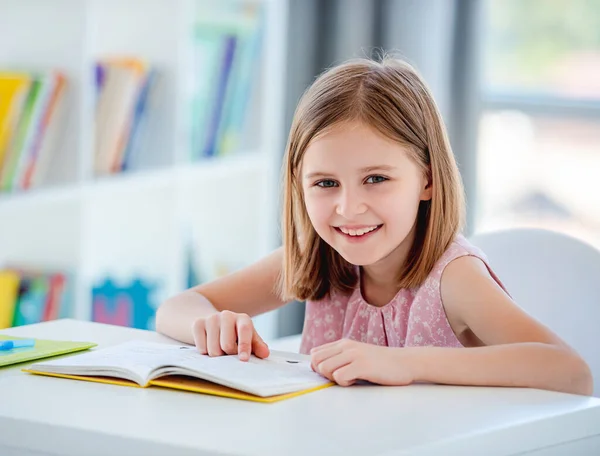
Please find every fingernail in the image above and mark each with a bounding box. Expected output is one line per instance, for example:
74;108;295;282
240;351;248;359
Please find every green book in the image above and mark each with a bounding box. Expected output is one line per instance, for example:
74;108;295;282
0;335;96;368
0;78;41;191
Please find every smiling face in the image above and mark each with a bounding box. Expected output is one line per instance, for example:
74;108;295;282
279;58;465;301
301;121;432;269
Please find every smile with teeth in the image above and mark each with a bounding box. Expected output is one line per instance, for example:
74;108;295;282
337;225;382;236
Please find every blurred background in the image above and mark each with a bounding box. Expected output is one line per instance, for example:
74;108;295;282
0;0;598;339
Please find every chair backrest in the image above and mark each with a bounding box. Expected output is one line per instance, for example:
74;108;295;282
469;228;600;396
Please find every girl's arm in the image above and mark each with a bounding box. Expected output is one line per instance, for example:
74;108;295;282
410;255;593;395
155;247;287;345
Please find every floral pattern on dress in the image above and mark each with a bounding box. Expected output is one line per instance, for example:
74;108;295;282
299;235;508;354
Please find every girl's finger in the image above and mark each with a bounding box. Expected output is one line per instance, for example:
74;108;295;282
251;329;270;359
331;362;359;387
310;343;344;368
219;311;238;355
205;314;224;357
191;318;207;355
315;351;354;380
310;339;339;353
236;314;254;361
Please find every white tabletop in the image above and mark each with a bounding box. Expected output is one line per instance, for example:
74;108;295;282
1;319;599;456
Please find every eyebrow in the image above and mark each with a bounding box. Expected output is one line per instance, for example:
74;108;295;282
304;165;397;179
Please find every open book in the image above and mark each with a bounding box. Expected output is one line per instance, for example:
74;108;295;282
23;340;333;403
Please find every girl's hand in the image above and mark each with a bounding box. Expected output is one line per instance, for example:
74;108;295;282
310;339;415;386
191;311;270;361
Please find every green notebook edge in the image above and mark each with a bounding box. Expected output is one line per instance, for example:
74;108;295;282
0;334;97;368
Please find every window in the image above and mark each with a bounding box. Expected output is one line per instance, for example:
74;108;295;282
476;0;600;249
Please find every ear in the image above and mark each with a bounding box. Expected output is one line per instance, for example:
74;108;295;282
420;171;433;201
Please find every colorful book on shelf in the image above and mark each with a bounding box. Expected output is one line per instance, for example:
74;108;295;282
0;335;96;368
95;63;105;101
24;340;333;403
94;57;154;176
21;71;67;190
202;34;238;158
42;273;67;321
215;5;264;157
0;70;67;191
12;273;49;327
0;271;20;329
107;58;149;173
191;26;229;160
9;74;54;190
190;3;263;160
94;59;138;175
0;268;71;329
121;68;157;171
0;77;43;191
0;72;31;178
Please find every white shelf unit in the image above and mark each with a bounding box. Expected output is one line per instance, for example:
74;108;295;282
0;0;288;340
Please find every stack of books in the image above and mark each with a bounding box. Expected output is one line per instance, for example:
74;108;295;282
190;1;264;160
94;58;155;176
0;71;67;192
0;268;71;329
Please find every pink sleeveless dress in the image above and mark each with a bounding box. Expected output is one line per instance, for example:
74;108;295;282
299;235;507;354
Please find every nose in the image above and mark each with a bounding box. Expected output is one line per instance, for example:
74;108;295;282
335;186;367;218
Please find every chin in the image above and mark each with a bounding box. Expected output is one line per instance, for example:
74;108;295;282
335;249;383;267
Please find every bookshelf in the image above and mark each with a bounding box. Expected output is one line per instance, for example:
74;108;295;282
0;0;288;339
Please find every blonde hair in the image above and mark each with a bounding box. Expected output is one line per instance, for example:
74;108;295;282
279;57;465;301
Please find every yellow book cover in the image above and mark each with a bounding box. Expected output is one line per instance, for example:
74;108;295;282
0;271;20;329
0;73;31;172
24;340;333;403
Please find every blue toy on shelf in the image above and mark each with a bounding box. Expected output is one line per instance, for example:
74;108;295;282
92;277;158;330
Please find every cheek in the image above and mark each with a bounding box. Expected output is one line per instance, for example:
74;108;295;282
303;193;333;229
373;186;422;223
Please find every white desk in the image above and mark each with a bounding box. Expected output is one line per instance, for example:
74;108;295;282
1;319;599;456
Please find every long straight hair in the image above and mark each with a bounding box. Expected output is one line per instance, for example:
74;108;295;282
278;57;465;301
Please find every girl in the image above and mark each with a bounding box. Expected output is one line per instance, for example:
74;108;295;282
156;57;592;396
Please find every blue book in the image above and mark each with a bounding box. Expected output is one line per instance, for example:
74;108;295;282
191;27;226;161
202;34;237;158
94;63;105;107
121;69;155;171
217;7;264;156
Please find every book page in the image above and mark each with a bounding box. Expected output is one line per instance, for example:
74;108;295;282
31;340;330;395
30;340;188;385
157;347;330;396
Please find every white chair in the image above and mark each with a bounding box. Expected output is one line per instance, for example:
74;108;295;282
469;227;600;396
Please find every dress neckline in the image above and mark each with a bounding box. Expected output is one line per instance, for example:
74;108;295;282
352;267;408;310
